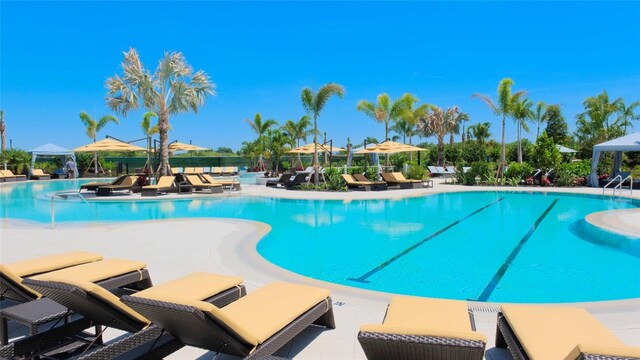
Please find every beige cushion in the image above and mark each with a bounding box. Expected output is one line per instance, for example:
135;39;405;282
133;272;243;302
6;251;103;277
32;169;46;176
33;258;146;283
392;172;420;183
501;304;626;360
360;296;486;342
144;176;175;189
565;343;640;359
39;274;149;326
220;282;330;345
186;175;205;186
0;264;42;298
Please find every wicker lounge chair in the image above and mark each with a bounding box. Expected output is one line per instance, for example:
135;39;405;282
265;173;293;188
0;170;26;182
184;174;224;194
30;169;51;180
170;167;182;174
352;174;388;190
342;174;386;191
0;251;103;303
496;304;640;360
380;172;413;189
121;281;335;359
141;176;177;197
201;173;241;190
392;172;424;188
80;174;130;192
358;296;487;360
210;166;223;176
96;175;138;196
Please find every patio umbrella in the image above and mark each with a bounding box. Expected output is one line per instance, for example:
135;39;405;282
168;142;208;152
288;143;345;153
354;141;424;154
73;138;145;175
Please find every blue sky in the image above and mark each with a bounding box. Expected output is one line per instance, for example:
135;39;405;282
1;1;639;152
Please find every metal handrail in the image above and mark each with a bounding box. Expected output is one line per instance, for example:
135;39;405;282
603;175;622;195
50;190;94;228
613;175;633;197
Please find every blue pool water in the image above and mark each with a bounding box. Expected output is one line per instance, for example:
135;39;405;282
2;180;639;303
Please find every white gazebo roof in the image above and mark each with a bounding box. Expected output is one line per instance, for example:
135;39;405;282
593;132;640;152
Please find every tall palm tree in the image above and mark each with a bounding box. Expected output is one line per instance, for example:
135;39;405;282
399;99;431;161
357;93;415;142
106;48;215;176
79;111;119;174
245;113;278;171
390;119;413;144
512;98;534;163
265;129;294;174
533;101;547;140
301;83;345;185
447;110;469;145
472;78;526;176
577;90;622;140
0;110;5;152
417;106;463;166
282;115;312;167
468;122;492;146
140;111;159;174
617;100;640;135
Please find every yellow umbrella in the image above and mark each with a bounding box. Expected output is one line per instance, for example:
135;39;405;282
355;140;424;154
73;138;146;152
288;143;345;154
168;141;208;152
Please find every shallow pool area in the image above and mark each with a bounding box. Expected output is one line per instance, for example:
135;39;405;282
1;180;639;303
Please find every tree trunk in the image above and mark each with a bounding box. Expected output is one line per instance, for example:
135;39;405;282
158;113;170;176
517;124;522;163
499;115;506;177
437;137;444;166
0;119;5;152
313;116;319;185
449;132;454;145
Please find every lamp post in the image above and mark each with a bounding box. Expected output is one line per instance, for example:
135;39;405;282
363;139;368;172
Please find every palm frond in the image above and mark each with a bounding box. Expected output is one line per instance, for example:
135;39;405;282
314;83;344;116
471;93;498;114
301;88;314;114
96;115;119;131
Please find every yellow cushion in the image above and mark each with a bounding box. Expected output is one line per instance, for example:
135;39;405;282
0;264;42;298
39;274;149;326
186;175;205;186
501;304;626;360
212;167;222;173
565;343;640;359
392;172;420;182
33;169;46;176
6;251;103;277
133;272;243;302
220;282;330;345
359;324;487;343
33;258;146;283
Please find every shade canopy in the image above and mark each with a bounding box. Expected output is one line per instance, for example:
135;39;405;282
556;144;577;153
288;143;345;154
73;138;146;152
29;143;78;177
588;132;640;187
168;142;208;152
355;140;424;154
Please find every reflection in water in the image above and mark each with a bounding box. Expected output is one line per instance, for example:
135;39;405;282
292;213;344;227
371;222;424;236
570;220;640;259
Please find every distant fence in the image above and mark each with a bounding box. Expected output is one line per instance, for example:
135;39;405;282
104;156;251;174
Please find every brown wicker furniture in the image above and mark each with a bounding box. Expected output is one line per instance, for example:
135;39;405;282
201;173;241;190
79;174;130;192
352;174;389;190
358;296;487;360
381;172;422;189
342;174;387;191
0;170;26;182
265;173;293;188
184;174;224;193
95;175;137;196
31;168;51;180
141;176;177;197
122;281;336;359
496;304;640;360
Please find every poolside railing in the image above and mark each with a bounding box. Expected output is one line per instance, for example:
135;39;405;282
50;190;94;228
603;175;633;197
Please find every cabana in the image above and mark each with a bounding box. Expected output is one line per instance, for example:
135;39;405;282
588;132;640;187
29;143;78;178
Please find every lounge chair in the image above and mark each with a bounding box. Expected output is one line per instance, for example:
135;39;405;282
379;172;415;189
122;281;335;359
222;166;239;176
184;174;223;194
284;172;310;189
201;173;241;191
265;173;293;188
342;174;386;191
358;296;487;360
496;304;640;360
392;172;424;188
170;167;182;174
210;166;223;176
141;176;177;197
352;174;389;190
96;175;138;196
30;169;51;180
0;251;103;303
80;174;130;192
0;170;26;182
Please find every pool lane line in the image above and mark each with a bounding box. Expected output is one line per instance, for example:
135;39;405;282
475;198;559;302
348;196;507;284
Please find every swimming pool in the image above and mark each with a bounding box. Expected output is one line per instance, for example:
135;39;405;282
2;180;639;303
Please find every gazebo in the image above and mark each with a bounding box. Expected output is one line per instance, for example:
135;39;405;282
29;143;78;178
587;132;640;187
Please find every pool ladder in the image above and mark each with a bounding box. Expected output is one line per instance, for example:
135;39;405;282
50;190;94;228
603;175;633;197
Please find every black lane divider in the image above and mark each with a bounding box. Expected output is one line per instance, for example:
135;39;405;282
348;197;507;284
475;198;559;302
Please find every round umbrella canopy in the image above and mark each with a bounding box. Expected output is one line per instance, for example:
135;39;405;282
288;143;345;154
73;138;146;152
168;142;208;152
556;144;577;153
354;140;424;154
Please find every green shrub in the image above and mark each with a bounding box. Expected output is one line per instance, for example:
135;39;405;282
504;162;534;181
471;161;494;185
530;132;561;172
365;167;378;181
347;166;364;176
389;153;408;170
323;167;347;191
406;164;427;180
555;160;591;187
0;148;31;174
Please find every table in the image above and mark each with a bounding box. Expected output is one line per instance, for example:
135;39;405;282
0;298;68;345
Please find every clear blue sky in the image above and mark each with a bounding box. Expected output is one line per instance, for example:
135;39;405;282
2;1;639;151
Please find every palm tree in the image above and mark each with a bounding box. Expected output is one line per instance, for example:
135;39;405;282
0;110;5;152
617;100;640;134
79;111;119;174
472;78;526;176
105;48;215;176
140;111;159;174
357;93;414;142
512;98;534;163
447;110;469;145
577;90;622;140
282;115;312;167
533;102;547;139
417;106;462;166
265;129;294;174
301;83;345;185
399;99;431;161
245;113;278;171
468;122;492;146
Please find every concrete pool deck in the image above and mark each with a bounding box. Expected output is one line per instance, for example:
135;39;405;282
1;178;639;359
